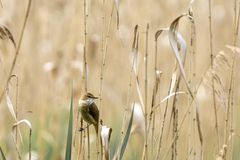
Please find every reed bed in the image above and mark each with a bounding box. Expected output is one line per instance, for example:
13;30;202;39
0;0;240;160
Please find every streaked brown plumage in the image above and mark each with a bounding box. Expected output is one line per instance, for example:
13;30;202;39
79;93;99;133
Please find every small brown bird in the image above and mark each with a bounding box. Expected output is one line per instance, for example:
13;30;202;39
79;92;99;133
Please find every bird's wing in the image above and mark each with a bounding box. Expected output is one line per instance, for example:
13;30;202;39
88;102;99;125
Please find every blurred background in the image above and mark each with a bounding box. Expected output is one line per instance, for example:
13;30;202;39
0;0;239;159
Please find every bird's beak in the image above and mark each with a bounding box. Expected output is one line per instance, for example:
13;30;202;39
93;96;98;99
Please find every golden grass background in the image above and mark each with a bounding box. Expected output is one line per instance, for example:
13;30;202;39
0;0;240;159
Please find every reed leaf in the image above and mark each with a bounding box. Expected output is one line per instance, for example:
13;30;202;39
65;89;74;160
0;147;6;160
119;105;135;160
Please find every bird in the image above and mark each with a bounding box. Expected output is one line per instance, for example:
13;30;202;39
79;92;99;134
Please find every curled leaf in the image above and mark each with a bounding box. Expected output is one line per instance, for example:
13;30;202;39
131;26;144;110
155;30;163;41
13;119;32;129
6;91;17;121
101;125;112;160
131;103;144;134
169;14;191;84
0;25;16;48
12;119;32;160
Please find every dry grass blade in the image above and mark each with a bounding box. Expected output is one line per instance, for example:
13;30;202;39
0;24;16;48
128;24;139;106
121;24;139;142
155;30;163;41
6;84;23;143
114;0;119;29
12;119;32;160
132;103;144;134
149;35;163;159
12;119;32;131
132;25;139;51
101;126;112;160
152;91;187;112
155;28;169;43
150;71;162;112
169;13;204;158
132;29;144;110
168;24;188;159
169;15;189;78
134;63;144;111
169;16;195;92
161;91;186;103
6;91;17;121
170;72;177;94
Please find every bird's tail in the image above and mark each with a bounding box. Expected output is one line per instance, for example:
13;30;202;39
94;123;98;135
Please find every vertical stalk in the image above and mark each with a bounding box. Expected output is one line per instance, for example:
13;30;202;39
78;119;84;160
29;129;32;160
208;0;220;151
148;30;162;158
150;35;158;157
83;130;86;160
83;0;88;92
87;127;90;160
171;74;181;160
15;76;19;145
82;0;90;159
97;0;105;157
156;80;172;160
229;1;240;158
98;1;115;160
189;7;197;160
224;3;240;159
144;24;149;160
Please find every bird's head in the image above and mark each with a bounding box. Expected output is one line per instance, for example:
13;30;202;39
79;92;98;106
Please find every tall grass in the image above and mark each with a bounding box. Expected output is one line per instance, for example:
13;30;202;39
0;0;240;160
